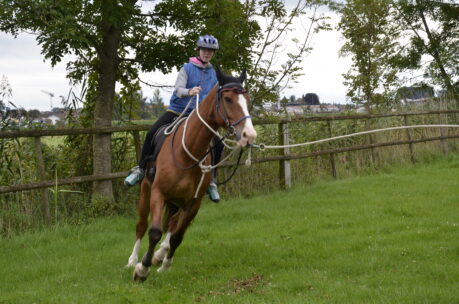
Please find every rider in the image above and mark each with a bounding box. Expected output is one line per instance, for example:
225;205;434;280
124;34;223;203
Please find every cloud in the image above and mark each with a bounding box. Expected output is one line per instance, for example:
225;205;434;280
0;33;71;111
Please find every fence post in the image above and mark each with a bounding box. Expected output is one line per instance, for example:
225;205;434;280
438;113;448;156
278;122;291;189
403;115;416;164
326;120;337;178
365;119;376;166
33;137;51;225
132;131;142;162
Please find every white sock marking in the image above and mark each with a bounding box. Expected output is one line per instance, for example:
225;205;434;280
157;257;173;273
126;239;141;268
153;232;171;262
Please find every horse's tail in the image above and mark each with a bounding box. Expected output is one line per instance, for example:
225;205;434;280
161;202;178;232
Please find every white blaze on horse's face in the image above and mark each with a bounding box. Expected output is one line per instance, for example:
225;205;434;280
236;94;257;147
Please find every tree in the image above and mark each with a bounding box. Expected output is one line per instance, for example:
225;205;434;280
395;83;435;102
303;93;320;105
0;0;258;202
150;89;165;119
338;0;400;109
27;109;42;120
245;0;333;106
0;75;12;110
393;0;459;103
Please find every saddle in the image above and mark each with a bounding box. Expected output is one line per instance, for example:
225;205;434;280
145;124;169;182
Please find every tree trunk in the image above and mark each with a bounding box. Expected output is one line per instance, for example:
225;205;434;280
419;8;457;104
92;0;121;202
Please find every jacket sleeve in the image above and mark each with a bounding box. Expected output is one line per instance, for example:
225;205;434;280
173;67;190;98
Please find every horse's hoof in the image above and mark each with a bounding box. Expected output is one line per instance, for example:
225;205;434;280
152;245;169;265
157;258;173;273
133;263;149;282
152;256;162;265
133;272;147;282
126;257;138;268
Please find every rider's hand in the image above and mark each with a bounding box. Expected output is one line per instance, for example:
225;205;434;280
188;86;202;96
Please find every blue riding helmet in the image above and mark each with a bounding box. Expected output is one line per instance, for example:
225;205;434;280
197;34;219;50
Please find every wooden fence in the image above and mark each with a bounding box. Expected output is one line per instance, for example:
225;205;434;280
1;109;458;196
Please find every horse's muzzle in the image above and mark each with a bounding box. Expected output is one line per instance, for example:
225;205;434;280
236;121;257;147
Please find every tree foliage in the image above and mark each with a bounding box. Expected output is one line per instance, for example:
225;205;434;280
245;0;333;106
393;0;459;98
0;75;11;116
337;0;459;108
338;0;400;108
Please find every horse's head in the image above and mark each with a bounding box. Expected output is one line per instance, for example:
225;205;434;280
215;68;257;147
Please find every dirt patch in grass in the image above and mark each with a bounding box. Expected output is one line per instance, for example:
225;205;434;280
228;272;264;294
195;273;266;302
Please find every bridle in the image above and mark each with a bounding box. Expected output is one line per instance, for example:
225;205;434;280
216;82;252;136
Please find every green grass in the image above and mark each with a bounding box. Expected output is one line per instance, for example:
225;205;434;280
1;155;459;303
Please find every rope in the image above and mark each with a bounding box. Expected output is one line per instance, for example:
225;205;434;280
164;96;194;136
193;147;243;198
194;93;238;150
253;124;459;150
168;93;247;197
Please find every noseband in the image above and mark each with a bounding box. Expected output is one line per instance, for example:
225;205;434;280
216;82;252;135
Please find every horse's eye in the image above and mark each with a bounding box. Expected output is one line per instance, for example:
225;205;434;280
224;96;232;103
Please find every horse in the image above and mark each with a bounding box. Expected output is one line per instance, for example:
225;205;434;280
126;68;257;281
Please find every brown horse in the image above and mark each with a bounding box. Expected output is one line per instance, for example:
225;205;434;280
126;69;257;281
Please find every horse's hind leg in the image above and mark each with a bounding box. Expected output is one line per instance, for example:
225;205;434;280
126;180;150;267
152;209;180;266
133;188;165;282
157;201;201;273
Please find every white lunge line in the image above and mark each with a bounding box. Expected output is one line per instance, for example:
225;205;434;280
254;124;459;150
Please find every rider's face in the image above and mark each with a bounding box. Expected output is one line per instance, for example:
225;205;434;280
198;48;215;62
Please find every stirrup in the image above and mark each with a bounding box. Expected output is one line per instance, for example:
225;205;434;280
207;182;220;203
124;166;145;187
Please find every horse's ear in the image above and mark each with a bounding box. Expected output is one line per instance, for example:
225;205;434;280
238;70;247;84
216;66;224;84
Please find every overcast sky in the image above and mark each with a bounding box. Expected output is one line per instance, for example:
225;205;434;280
0;6;352;112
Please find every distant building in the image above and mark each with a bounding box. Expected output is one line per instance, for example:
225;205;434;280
37;108;67;125
46;115;61;125
284;103;340;116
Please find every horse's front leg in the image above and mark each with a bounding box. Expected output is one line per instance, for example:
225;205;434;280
133;188;164;282
126;180;150;268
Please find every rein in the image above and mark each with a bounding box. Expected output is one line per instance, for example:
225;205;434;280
216;148;244;186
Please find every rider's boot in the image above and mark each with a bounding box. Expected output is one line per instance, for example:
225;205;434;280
207;181;220;203
124;166;145;187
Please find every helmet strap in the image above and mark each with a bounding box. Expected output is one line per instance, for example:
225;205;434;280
196;55;208;65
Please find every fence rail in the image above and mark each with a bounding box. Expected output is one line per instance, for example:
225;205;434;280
1;109;459;195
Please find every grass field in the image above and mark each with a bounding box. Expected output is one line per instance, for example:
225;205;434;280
1;155;458;303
